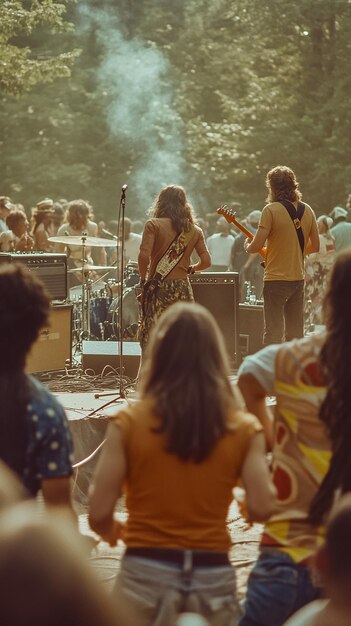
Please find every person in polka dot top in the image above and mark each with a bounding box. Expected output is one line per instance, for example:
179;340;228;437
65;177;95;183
0;263;74;513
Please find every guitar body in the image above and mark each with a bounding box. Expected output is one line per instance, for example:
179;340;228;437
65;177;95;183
217;206;266;260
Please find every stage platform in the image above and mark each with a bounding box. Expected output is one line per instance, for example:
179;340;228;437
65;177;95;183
54;389;134;507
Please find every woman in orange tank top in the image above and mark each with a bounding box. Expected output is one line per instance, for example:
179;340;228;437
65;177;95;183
89;302;276;626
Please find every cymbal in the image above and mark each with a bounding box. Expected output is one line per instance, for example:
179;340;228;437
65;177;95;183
48;235;117;247
68;265;117;273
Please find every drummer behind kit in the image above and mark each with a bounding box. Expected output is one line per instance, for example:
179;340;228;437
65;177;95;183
48;234;141;344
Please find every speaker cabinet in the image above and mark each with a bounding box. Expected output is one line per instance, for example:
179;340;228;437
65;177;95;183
82;341;141;380
0;252;68;300
190;272;239;367
26;304;72;373
238;303;264;357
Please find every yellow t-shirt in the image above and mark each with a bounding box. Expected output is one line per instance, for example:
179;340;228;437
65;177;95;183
112;399;262;551
260;202;318;281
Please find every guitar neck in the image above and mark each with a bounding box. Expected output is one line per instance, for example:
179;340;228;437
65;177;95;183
231;219;254;240
216;207;266;259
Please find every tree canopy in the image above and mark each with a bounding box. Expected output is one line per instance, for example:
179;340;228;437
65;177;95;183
0;1;80;95
1;0;351;220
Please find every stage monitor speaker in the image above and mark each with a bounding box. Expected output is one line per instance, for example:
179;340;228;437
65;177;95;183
26;304;72;373
190;272;239;367
238;303;264;358
0;252;68;300
82;341;141;380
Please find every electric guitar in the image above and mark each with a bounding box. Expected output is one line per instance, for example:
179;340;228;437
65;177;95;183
216;206;266;260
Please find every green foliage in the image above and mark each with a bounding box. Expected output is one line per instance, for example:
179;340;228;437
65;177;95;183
0;1;80;95
1;0;351;218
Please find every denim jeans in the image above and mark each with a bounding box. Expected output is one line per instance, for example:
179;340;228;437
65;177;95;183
239;550;320;626
263;280;304;345
113;555;242;626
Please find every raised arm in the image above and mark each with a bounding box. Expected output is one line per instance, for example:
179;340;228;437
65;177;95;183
238;373;274;450
190;231;211;272
240;431;276;522
138;220;155;282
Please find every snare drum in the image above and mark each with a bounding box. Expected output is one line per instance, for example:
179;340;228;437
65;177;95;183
108;287;139;340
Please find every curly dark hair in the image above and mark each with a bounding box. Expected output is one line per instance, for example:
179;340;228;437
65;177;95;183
309;250;351;524
153;185;194;233
0;264;50;479
266;165;302;203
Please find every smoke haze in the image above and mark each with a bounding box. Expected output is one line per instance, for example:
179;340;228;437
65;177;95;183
79;5;189;214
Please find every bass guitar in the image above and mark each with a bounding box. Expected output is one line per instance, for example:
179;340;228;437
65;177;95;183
216;206;266;261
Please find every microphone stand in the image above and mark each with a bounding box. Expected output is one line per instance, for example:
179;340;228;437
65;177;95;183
117;185;127;398
94;184;129;402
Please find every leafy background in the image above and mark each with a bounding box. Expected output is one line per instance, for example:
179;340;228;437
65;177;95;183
1;0;351;221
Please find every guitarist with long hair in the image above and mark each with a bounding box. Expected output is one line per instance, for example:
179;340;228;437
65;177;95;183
137;185;211;350
244;166;319;345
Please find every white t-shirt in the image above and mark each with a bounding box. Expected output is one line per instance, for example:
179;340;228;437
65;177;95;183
56;220;98;263
124;232;142;263
206;233;235;266
0;229;15;251
0;218;8;234
237;343;282;395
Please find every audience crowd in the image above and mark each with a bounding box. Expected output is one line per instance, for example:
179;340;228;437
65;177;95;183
1;186;351;626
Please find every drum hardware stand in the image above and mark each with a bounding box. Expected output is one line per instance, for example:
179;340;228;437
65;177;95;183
90;260;119;288
79;234;92;344
95;184;133;403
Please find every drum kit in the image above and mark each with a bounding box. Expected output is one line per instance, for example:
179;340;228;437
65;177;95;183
48;234;140;346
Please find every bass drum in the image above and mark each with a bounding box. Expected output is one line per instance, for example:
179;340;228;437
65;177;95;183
90;294;112;340
108;287;139;340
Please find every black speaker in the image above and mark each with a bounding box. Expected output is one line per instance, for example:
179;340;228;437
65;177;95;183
0;252;68;300
190;272;239;367
82;341;141;379
238;303;264;357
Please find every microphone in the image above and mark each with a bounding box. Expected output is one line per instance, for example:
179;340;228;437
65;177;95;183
102;228;118;240
121;184;128;192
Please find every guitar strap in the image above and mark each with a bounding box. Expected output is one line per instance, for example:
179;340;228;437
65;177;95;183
153;224;196;281
141;225;195;316
279;200;305;255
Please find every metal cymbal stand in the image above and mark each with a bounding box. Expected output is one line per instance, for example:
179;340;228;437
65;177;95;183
118;184;127;397
80;234;91;342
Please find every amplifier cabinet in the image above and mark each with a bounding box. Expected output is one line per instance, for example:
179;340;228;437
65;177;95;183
26;304;72;373
0;252;67;300
238;303;264;358
82;341;141;379
190;272;239;368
